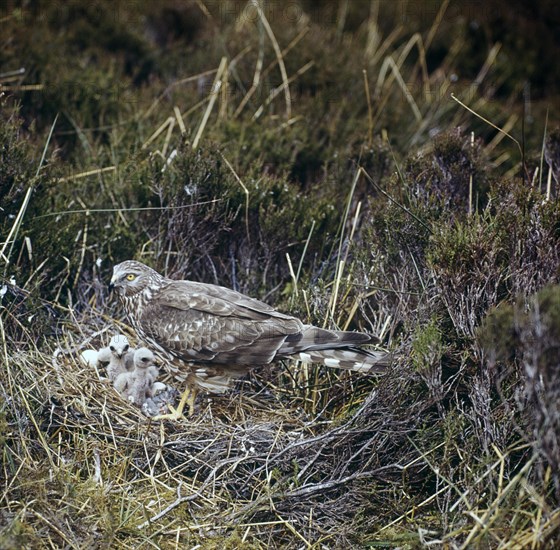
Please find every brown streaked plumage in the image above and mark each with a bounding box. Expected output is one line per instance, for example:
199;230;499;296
109;260;389;419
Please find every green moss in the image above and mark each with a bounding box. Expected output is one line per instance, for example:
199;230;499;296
483;286;560;371
412;319;445;373
0;518;40;549
477;301;517;365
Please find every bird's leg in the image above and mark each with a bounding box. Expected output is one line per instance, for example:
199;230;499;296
173;386;197;417
185;387;198;416
153;386;198;421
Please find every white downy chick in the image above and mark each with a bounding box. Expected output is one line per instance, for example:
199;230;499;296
114;347;157;407
102;334;135;381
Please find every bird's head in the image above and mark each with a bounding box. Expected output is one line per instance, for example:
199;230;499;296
134;347;155;370
109;260;163;298
109;334;130;359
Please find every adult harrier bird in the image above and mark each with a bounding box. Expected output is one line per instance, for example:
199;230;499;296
109;260;389;420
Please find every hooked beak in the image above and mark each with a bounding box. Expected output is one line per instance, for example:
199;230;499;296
108;273;118;293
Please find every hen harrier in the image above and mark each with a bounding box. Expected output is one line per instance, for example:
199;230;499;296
109;260;389;419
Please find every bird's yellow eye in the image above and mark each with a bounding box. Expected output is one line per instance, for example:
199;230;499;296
126;274;136;281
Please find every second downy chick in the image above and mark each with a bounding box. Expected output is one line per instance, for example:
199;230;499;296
114;347;158;406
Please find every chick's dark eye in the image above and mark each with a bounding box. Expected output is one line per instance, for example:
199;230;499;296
123;345;129;352
110;346;115;352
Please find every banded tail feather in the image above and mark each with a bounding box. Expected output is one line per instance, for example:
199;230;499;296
279;325;389;373
294;348;389;373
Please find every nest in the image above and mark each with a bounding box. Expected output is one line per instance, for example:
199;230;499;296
3;307;557;547
1;313;430;548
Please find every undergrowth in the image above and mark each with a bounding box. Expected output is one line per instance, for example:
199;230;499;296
2;1;560;548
